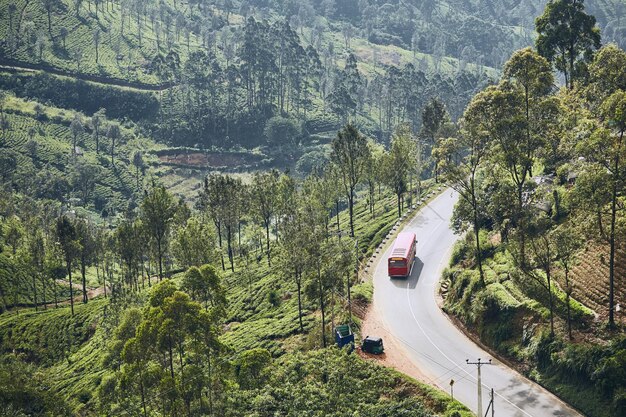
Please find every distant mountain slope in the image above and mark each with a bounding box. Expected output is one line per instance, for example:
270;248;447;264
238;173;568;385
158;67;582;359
2;0;622;84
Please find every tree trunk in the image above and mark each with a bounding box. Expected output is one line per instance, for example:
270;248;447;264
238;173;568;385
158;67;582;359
140;370;147;417
168;340;175;379
397;193;402;218
547;266;554;338
68;262;75;315
54;277;58;308
348;189;355;238
216;222;225;271
265;221;271;267
471;180;484;284
81;259;87;303
227;225;234;272
42;273;47;310
609;168;617;327
157;237;163;281
336;200;340;234
318;263;326;348
517;184;526;266
565;268;572;340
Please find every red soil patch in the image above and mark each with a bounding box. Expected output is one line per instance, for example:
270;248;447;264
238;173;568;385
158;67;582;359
158;152;259;168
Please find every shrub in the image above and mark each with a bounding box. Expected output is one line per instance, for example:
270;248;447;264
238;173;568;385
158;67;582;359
471;283;519;346
450;237;472;266
268;290;280;307
78;389;92;404
592;349;626;396
264;116;302;147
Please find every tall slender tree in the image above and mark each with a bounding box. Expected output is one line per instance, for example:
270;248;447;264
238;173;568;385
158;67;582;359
331;124;370;237
56;215;80;315
141;185;176;281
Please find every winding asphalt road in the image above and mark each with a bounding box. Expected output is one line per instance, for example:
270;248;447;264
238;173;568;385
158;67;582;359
371;190;582;417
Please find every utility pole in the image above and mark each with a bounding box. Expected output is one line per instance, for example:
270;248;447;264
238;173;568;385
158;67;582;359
466;358;492;417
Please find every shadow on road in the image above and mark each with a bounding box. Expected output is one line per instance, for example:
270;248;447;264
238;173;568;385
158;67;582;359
390;257;423;290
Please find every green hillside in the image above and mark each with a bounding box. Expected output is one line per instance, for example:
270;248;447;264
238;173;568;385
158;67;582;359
2;0;626;416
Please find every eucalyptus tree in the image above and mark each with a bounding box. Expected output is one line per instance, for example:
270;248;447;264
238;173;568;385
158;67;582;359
383;124;415;218
472;51;555;263
201;174;245;272
93;28;101;63
553;226;583;340
140;184;177;281
331;124;370;237
303;166;338;236
200;174;227;270
75;218;96;303
8;4;16;36
59;26;68;49
40;0;61;35
71;161;101;206
172;217;216;270
73;47;84;71
511;216;559;338
182;264;226;313
27;229;46;310
421;97;450;181
535;0;601;89
70;114;84;157
132;151;144;189
363;142;385;217
577;90;626;327
115;217;141;291
586;44;626;105
250;170;279;266
276;190;317;336
436;94;493;283
106;123;121;165
90;108;106;154
55;215;80;315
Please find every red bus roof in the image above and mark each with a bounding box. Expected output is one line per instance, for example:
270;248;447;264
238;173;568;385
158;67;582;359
389;232;416;260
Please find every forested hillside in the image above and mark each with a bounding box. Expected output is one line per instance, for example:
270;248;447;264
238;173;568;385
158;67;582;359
2;0;626;416
0;121;460;415
437;2;626;415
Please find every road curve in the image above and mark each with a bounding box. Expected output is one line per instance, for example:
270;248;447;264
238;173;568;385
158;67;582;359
371;190;582;417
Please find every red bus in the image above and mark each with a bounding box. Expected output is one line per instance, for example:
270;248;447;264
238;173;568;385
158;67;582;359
388;232;417;278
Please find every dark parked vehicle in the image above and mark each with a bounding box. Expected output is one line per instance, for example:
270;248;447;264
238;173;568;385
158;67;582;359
361;336;384;354
335;324;355;351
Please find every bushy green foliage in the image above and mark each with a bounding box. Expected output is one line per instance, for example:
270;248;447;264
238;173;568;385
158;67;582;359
0;299;105;365
0;357;71;416
0;71;159;122
1;95;158;214
225;348;471;417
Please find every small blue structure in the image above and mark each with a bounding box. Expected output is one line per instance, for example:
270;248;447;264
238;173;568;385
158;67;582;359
335;324;355;351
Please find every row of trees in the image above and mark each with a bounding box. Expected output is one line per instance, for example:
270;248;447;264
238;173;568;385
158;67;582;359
0;108;445;315
440;0;626;332
3;0;493;150
159;16;486;148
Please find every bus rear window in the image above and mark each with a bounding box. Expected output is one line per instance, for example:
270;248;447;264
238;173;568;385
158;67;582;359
389;259;406;268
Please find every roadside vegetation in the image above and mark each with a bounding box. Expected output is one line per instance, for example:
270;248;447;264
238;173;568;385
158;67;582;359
438;1;626;416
